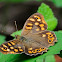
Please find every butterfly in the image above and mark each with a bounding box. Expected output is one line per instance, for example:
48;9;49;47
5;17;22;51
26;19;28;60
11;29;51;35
0;13;57;56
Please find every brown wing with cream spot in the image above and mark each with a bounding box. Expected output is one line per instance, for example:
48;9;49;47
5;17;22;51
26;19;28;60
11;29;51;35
0;39;25;54
38;31;57;47
23;31;57;56
21;13;47;36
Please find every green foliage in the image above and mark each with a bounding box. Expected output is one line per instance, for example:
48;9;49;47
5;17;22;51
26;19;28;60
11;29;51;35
37;3;57;31
36;0;62;7
59;50;62;58
50;0;62;7
0;0;32;2
36;0;42;1
45;55;55;62
11;30;22;37
0;35;6;45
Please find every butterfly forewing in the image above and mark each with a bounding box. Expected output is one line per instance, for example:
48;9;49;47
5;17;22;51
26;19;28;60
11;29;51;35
0;39;25;54
21;13;47;36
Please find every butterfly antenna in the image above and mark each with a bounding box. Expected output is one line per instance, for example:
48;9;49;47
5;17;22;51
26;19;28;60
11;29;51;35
14;21;18;31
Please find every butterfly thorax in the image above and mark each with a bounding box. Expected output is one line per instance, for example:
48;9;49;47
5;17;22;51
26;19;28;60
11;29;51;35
15;35;27;42
19;36;27;42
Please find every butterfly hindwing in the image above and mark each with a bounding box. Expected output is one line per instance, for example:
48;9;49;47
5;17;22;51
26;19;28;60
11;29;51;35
0;39;25;54
24;38;48;56
21;13;47;36
23;30;57;56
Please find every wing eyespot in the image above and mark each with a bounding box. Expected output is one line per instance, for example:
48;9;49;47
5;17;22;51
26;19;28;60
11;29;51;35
35;17;38;19
48;40;53;43
41;48;44;49
41;48;45;50
4;48;7;50
28;48;46;54
49;40;51;42
34;15;40;19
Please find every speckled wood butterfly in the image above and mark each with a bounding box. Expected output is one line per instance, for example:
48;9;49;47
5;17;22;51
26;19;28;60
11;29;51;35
0;13;57;56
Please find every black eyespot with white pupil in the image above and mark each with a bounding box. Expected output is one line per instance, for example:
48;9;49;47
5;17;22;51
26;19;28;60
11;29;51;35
4;47;7;50
42;48;44;49
35;18;38;19
37;50;40;51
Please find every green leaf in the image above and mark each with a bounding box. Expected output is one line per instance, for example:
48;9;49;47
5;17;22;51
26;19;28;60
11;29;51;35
0;35;6;62
37;3;58;31
45;55;55;62
0;35;6;45
11;30;22;37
